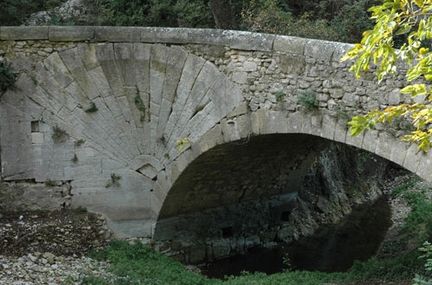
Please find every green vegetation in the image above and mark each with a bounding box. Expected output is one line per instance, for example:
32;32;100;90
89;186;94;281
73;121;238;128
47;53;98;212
274;90;286;103
134;95;146;122
74;139;86;147
1;0;379;43
82;240;423;285
0;59;17;97
71;154;78;163
44;179;57;187
297;89;318;111
80;176;432;285
344;0;432;152
51;126;69;143
0;0;65;25
105;173;121;188
85;102;99;113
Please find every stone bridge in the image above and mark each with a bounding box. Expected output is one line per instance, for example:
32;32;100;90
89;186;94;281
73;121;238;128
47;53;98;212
1;26;431;241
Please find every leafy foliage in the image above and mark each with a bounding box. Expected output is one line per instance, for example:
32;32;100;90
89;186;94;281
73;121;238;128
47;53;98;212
0;0;64;25
343;0;432;152
413;241;432;285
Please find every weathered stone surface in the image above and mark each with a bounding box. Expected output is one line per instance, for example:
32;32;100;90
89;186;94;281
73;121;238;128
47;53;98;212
1;27;429;241
0;26;48;40
49;26;94;41
273;35;306;55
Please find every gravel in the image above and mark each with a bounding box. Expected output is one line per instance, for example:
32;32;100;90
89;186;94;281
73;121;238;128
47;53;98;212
0;209;113;284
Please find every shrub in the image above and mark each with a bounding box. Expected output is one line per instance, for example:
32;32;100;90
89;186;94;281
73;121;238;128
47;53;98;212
0;59;17;97
297;90;319;111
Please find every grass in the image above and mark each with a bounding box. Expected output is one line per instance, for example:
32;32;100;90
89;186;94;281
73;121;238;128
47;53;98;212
82;240;423;285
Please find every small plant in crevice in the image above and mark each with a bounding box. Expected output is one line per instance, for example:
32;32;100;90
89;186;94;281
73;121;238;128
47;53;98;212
52;126;69;144
0;59;17;97
134;95;146;122
158;136;167;146
84;102;98;113
105;173;121;188
275;90;286;103
45;179;56;187
176;137;190;152
297;89;319;111
74;139;85;147
71;154;78;163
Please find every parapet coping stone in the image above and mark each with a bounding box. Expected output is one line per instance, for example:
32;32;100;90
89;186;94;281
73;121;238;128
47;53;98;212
0;26;353;60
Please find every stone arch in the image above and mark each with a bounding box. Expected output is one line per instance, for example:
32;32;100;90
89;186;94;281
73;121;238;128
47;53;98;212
153;108;432;229
0;42;242;237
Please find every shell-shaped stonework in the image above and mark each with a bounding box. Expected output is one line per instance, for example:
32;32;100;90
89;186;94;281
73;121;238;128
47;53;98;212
0;43;242;236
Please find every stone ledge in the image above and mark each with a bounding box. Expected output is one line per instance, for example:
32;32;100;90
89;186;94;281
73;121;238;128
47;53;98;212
0;26;274;52
0;26;49;40
49;26;95;41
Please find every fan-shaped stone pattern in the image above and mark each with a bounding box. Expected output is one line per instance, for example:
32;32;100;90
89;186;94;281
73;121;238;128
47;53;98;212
2;27;432;238
0;42;242;237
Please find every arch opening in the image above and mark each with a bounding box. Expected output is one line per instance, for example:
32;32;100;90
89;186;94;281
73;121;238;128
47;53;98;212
155;133;406;276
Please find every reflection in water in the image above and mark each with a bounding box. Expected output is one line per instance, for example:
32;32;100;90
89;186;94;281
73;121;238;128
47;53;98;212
201;196;391;279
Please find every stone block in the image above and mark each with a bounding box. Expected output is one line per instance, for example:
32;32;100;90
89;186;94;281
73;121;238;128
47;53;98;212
320;114;337;141
49;26;95;41
94;27;141;42
345;130;364;149
0;26;48;40
334;118;348;144
31;133;44;144
277;54;305;75
416;152;432;182
375;132;393;161
226;102;248;118
331;42;353;62
362;129;379;154
389;140;408;166
221;114;251;142
273;35;306;55
192;124;223;154
225;30;275;52
402;144;422;174
305;39;336;63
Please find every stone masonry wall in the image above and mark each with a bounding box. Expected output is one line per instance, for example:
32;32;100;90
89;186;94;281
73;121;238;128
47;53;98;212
1;26;432;238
